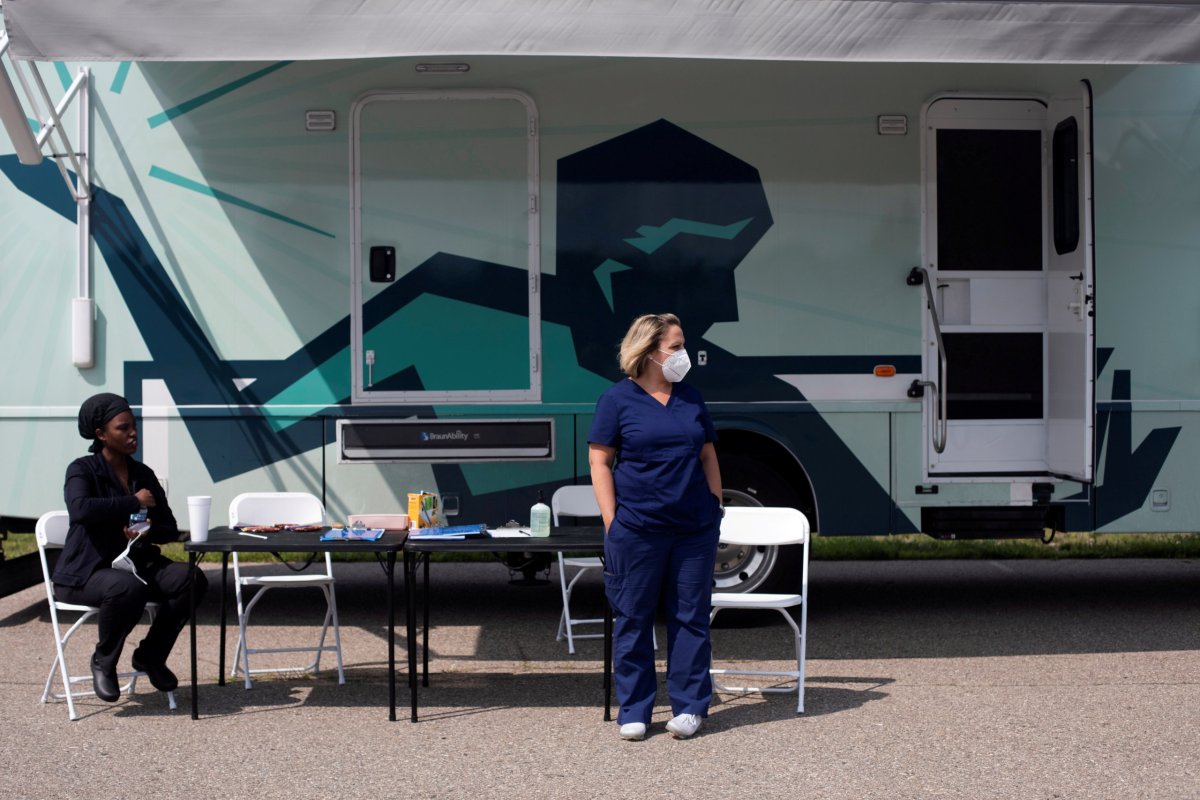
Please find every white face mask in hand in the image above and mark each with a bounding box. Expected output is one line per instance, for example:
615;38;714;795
111;529;148;585
654;348;692;383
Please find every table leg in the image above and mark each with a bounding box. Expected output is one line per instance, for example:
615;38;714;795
406;549;418;722
604;598;613;721
218;553;228;686
422;554;430;688
387;551;396;722
189;551;199;720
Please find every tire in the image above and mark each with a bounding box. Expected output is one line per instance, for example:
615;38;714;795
715;453;812;596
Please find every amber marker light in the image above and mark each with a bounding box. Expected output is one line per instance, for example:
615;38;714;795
873;365;897;377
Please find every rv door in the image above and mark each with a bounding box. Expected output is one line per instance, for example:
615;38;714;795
920;86;1094;482
349;90;541;404
1045;82;1096;482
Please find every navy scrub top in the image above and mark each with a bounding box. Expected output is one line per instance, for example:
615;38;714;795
589;378;721;534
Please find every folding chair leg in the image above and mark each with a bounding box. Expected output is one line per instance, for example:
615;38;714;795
563;610;577;656
557;560;579;655
795;616;806;714
309;584;345;683
326;585;345;685
557;564;648;654
234;586;266;689
232;582;344;687
45;612;92;720
310;587;331;673
709;606;805;710
42;652;62;704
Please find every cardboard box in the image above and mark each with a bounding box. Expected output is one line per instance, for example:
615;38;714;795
407;492;439;529
347;514;410;531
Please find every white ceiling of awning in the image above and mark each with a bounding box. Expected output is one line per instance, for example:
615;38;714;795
4;0;1200;64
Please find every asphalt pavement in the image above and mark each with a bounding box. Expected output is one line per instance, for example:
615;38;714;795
2;557;1198;800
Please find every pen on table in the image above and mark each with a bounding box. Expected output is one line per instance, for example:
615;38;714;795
238;531;269;539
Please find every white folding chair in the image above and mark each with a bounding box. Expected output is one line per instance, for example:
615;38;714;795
228;492;345;688
709;506;810;713
35;511;177;720
551;486;605;654
551;485;655;654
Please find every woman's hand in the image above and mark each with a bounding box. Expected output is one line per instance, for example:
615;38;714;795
134;488;156;508
123;526;141;540
588;443;618;535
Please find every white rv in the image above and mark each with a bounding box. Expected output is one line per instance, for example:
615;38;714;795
2;2;1199;592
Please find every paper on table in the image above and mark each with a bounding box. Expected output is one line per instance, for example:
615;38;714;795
487;528;532;538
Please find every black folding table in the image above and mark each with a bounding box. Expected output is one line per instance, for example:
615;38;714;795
403;526;611;723
185;527;408;720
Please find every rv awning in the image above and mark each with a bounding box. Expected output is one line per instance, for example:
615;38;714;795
4;0;1200;64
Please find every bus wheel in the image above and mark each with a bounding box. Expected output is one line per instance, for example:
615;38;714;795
715;454;812;599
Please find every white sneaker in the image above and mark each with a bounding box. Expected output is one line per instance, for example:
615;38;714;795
666;713;702;739
618;722;647;741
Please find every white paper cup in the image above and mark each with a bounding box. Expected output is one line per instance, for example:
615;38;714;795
187;496;212;542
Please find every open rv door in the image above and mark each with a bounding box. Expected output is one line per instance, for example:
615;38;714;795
919;83;1094;482
1045;82;1096;482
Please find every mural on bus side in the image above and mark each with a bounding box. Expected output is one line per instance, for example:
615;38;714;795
0;115;1180;531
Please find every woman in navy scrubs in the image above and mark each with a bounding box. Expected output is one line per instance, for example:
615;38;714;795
589;313;723;740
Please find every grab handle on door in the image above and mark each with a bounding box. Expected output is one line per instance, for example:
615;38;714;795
907;267;948;454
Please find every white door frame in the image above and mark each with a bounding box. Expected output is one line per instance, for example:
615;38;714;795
348;89;542;404
921;94;1051;480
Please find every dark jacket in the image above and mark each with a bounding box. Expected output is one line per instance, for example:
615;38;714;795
54;453;180;587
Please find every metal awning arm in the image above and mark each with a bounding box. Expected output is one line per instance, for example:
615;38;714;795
1;29;89;200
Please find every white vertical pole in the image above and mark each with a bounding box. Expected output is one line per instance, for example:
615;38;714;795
141;379;174;496
71;68;93;368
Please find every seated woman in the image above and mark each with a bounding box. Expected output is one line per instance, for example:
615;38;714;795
53;393;207;701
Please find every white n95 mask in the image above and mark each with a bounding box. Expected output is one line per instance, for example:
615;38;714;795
111;545;147;585
656;348;692;382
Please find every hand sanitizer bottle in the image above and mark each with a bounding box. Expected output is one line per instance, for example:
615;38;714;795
530;491;551;538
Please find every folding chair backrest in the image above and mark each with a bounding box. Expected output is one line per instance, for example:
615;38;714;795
550;485;601;526
228;492;325;527
35;510;70;550
34;511;69;607
719;506;809;547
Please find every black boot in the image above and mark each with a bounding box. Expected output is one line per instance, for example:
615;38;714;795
91;657;120;702
131;650;178;692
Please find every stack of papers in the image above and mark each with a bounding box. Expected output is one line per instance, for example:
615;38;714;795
486;528;533;538
407;523;488;540
320;527;385;541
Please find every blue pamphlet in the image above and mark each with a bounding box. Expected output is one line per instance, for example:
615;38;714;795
320;527;385;541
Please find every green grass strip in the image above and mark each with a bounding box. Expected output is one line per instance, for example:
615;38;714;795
5;531;1200;564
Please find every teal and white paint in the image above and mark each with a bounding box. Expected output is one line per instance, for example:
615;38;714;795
0;57;1195;537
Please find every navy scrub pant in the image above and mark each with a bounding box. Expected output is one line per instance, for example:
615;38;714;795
55;558;207;672
603;518;721;726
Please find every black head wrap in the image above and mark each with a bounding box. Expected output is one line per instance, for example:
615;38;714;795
78;393;133;453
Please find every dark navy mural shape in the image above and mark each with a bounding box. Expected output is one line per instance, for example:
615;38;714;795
1092;349;1181;528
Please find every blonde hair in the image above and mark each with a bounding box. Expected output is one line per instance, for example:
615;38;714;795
618;313;681;377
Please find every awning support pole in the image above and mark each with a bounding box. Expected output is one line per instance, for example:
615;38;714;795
0;36;93;366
